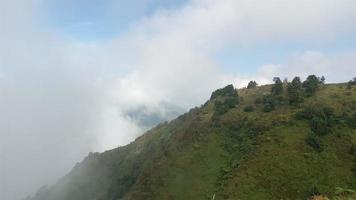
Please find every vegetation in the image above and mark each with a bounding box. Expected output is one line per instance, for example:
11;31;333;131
210;84;237;100
243;105;254;112
262;94;276;112
247;80;258;89
271;77;283;96
287;76;304;105
212;85;239;116
29;77;356;200
305;132;324;152
303;75;321;96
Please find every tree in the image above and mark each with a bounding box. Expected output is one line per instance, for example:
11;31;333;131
320;76;325;84
303;75;320;96
247;81;258;89
271;77;283;96
287;76;303;105
211;84;237;100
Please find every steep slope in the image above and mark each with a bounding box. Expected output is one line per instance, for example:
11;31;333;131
29;83;356;200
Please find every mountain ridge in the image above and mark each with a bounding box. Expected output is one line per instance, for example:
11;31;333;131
28;78;356;200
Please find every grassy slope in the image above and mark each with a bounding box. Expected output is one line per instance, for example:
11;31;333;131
30;84;356;200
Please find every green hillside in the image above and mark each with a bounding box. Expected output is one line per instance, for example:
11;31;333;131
29;77;356;200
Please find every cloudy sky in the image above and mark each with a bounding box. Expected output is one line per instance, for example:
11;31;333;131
1;0;356;199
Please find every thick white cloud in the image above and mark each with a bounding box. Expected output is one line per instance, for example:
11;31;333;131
1;0;356;199
257;51;356;83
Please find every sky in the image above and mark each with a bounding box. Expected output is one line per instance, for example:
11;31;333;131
0;0;356;199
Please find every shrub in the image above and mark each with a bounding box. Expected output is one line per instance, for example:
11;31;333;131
306;133;324;152
346;113;356;128
214;97;239;115
297;105;335;135
262;94;276;112
243;105;254;112
310;117;331;136
211;84;237;100
271;77;283;96
320;76;326;84
303;75;320;96
247;81;258;89
296;106;334;120
287;77;304;105
224;97;239;108
214;101;230;115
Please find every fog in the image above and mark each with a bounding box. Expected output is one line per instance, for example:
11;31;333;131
1;0;356;199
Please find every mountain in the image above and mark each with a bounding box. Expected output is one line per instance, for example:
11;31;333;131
28;80;356;200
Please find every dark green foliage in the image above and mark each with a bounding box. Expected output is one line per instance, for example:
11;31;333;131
262;94;276;112
212;85;239;116
349;77;356;86
307;186;321;196
350;144;356;155
320;76;326;84
346;113;356;128
247;81;258;89
296;105;335;135
210;84;237;100
224;97;239;108
287;77;304;105
243;105;254;112
310;116;332;136
271;77;283;96
303;75;320;96
306;133;324;152
214;97;239;115
296;105;334;121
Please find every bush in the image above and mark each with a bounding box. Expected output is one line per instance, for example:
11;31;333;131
306;133;324;152
214;97;239;115
214;101;230;115
224;97;239;108
296;106;334;120
346;113;356;128
247;81;258;89
271;77;283;96
303;75;320;96
211;84;237;100
287;77;304;105
262;95;276;112
296;105;335;135
243;105;254;112
310;117;331;136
